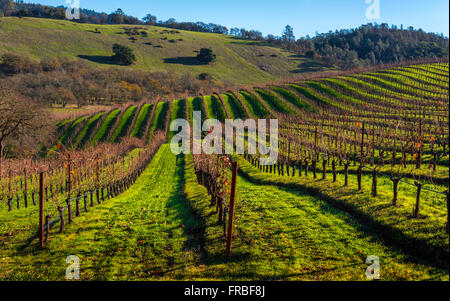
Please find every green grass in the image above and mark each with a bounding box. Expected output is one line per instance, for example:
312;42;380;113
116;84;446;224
0;146;448;280
56;118;74;129
0;17;326;86
184;154;449;280
255;88;292;114
307;80;370;109
130;104;153;138
239;91;269;118
204;95;227;122
110;106;138;143
234;156;449;269
271;86;315;112
52;115;90;151
188;97;207;125
0;145;203;280
227;176;447;280
289;84;331;107
72;112;105;148
91;109;121;144
148;101;170;140
222;93;247;119
167;99;187;140
176;99;187;120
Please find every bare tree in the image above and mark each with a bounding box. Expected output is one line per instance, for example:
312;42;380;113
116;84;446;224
0;83;50;178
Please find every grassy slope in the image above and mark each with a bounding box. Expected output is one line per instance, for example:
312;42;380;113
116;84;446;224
227;93;249;119
255;88;292;114
234;156;449;268
52;115;89;151
0;17;328;86
188;97;207;126
148;101;170;141
130;103;153;138
225;176;447;280
0;145;203;280
91;109;121;144
271;86;316;112
110;106;137;142
167;99;182;141
72;112;105;148
239;91;269;118
184;155;448;281
221;93;242;119
204;95;227;122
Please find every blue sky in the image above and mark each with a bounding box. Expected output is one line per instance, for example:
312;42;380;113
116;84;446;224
23;0;449;37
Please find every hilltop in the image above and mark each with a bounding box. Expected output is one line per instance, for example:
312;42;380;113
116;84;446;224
0;17;328;85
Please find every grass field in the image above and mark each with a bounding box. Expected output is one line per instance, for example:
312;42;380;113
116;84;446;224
72;112;106;148
0;145;201;280
235;155;449;267
91;108;121;144
110;106;138;142
204;95;227;122
148;101;170;141
1;145;447;280
0;17;329;86
130;103;153;139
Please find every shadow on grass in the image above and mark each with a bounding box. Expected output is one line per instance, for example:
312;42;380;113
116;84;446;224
226;37;273;47
163;57;206;66
237;164;449;270
78;55;117;65
178;155;250;270
291;60;329;74
238;262;367;281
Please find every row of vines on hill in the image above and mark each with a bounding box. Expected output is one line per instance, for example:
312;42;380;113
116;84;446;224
0;135;164;212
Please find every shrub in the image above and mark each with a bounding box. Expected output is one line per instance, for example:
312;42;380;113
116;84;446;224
198;73;212;80
40;57;61;72
112;43;137;65
0;52;34;74
197;48;216;64
305;50;316;59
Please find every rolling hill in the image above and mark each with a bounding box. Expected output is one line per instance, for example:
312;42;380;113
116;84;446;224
0;17;329;85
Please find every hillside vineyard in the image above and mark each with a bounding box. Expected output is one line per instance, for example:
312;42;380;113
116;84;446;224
0;62;448;280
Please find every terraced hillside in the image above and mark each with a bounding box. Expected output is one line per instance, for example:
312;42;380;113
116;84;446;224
55;62;449;156
53;62;450;211
3;62;447;281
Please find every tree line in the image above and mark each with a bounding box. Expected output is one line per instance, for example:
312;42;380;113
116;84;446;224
0;1;229;34
266;24;449;69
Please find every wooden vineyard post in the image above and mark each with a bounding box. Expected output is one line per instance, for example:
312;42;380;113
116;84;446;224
0;143;2;183
226;161;238;255
413;181;422;218
96;155;101;204
313;127;317;179
416;119;422;169
45;215;51;242
67;154;73;224
358;123;365;191
39;172;44;249
7;170;12;211
446;189;449;234
24;167;28;208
